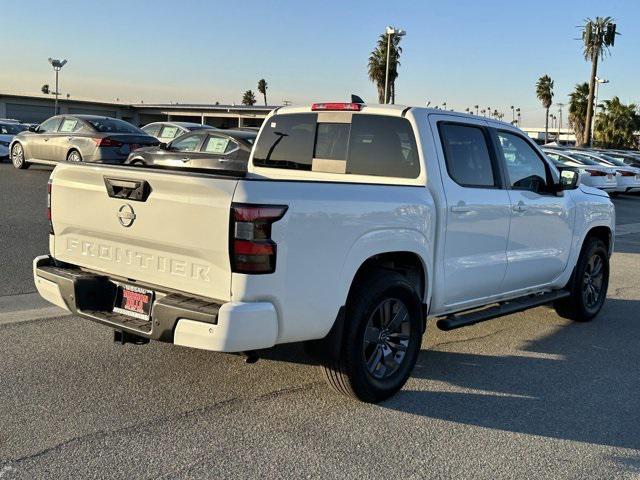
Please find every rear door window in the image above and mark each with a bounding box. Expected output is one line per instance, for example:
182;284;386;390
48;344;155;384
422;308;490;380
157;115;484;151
438;123;498;187
203;135;232;154
253;113;420;178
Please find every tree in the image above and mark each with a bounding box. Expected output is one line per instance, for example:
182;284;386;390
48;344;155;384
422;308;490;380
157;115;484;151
568;82;590;146
368;33;403;104
41;84;50;94
593;96;640;149
257;79;268;106
536;74;554;143
242;90;257;106
581;17;619;146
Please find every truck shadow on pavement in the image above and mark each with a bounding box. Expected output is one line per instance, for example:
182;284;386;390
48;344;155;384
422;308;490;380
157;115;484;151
384;298;640;450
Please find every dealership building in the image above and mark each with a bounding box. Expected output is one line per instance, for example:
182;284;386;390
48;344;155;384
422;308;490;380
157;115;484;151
0;92;274;128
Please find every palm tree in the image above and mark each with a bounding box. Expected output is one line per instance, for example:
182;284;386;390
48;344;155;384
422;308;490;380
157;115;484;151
257;79;268;106
593;96;640;148
368;33;403;103
581;17;619;146
568;82;590;146
242;90;257;106
536;74;554;143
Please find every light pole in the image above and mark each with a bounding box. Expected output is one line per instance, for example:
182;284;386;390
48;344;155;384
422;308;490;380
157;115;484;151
48;58;68;115
383;26;405;104
474;105;479;115
556;103;565;144
590;77;609;146
510;105;515;122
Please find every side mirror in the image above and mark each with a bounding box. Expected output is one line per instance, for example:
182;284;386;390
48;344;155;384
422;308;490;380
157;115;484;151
159;142;168;150
28;125;38;132
558;169;580;191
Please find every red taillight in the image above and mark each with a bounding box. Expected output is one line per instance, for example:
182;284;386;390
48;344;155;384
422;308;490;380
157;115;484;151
586;169;606;176
94;137;123;148
311;102;362;111
47;178;54;235
230;203;288;274
619;170;635;177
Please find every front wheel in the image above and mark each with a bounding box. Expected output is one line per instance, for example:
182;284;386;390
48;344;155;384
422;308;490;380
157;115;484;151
11;143;29;169
554;237;609;322
321;270;423;402
67;150;82;162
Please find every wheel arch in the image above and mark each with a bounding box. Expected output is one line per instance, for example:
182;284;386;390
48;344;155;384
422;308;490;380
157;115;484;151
584;225;613;257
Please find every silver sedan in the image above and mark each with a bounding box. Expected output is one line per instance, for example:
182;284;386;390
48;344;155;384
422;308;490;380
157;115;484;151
10;115;158;169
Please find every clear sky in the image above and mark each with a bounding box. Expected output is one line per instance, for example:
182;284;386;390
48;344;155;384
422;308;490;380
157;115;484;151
1;0;638;126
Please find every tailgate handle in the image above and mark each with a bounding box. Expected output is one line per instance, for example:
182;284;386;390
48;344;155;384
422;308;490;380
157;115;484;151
104;177;152;202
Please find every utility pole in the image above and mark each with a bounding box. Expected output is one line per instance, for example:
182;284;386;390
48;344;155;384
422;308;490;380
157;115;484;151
591;77;609;146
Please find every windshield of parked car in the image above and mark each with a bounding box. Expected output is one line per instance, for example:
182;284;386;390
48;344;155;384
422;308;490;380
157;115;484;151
596;154;627;167
0;123;26;134
86;118;143;134
564;152;602;166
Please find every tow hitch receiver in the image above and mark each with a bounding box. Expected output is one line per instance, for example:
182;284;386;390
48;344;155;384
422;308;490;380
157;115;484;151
114;330;150;345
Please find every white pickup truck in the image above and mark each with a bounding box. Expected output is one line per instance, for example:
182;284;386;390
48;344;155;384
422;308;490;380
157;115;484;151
34;103;614;402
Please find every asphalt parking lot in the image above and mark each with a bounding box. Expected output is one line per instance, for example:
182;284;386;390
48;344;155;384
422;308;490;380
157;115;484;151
1;162;640;479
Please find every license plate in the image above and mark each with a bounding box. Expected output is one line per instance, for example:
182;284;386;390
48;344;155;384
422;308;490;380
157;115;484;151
113;284;154;320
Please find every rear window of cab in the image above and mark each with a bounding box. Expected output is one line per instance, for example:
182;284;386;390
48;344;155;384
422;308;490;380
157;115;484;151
253;113;420;179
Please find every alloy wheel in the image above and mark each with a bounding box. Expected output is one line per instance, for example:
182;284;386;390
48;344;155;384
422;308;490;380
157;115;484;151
583;253;605;309
362;298;411;380
11;144;23;168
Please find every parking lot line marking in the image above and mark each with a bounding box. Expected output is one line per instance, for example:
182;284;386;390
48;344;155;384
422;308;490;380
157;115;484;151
0;307;70;326
616;222;640;237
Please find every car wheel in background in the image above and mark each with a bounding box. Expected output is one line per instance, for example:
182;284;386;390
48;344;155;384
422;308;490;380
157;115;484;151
321;269;423;403
67;150;83;162
11;143;29;169
130;159;146;166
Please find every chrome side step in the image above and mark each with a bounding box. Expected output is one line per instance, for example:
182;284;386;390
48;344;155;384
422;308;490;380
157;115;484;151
436;290;571;331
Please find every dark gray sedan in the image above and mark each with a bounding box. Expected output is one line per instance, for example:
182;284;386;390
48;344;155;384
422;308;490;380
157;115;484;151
10;115;158;169
126;129;256;172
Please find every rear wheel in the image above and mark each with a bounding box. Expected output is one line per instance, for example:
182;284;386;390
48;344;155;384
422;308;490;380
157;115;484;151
554;237;609;322
11;143;29;169
321;270;423;402
67;150;82;162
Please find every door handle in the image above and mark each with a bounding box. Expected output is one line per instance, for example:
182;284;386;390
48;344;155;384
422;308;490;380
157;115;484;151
450;205;471;213
43;138;49;142
181;157;190;162
512;202;528;213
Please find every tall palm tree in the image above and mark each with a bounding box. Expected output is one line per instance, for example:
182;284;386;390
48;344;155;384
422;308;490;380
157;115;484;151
568;82;590;146
242;90;257;106
593;96;640;148
257;79;268;106
368;33;403;103
581;17;619;146
536;74;554;143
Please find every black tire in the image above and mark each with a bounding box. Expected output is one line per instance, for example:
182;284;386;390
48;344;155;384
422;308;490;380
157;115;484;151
67;150;82;162
11;142;29;169
554;237;609;322
321;270;423;403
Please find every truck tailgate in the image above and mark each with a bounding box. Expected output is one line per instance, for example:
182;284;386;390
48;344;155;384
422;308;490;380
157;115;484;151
50;163;238;301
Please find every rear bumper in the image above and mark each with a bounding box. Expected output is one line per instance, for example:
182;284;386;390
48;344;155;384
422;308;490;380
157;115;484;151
33;255;278;352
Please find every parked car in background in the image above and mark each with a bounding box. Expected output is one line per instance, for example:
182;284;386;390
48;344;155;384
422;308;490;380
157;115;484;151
543;148;620;194
570;150;640;193
141;121;213;144
605;150;640;168
126;129;256;172
10;115;158;169
0;121;27;159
